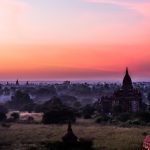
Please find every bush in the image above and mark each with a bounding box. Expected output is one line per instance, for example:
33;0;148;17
27;116;34;123
127;119;143;125
116;113;130;122
134;112;150;123
142;132;148;136
11;112;20;121
96;115;112;123
0;112;7;122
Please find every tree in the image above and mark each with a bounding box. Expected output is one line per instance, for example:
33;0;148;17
21;103;35;113
35;97;65;113
36;86;57;97
37;97;77;124
82;105;95;119
42;109;76;124
7;90;33;110
0;105;8;114
60;95;78;107
0;112;7;122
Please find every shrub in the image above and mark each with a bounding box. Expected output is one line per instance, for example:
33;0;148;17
11;112;20;121
142;132;148;136
127;119;142;125
27;116;34;123
135;112;150;123
96;115;112;123
116;113;130;122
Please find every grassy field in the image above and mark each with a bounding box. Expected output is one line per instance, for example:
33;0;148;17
0;119;148;150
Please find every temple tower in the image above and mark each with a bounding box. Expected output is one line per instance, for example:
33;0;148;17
62;122;78;143
122;68;133;90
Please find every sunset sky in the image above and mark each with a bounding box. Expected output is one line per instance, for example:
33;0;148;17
0;0;150;80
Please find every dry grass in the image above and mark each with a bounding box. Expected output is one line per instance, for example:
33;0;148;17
0;119;148;150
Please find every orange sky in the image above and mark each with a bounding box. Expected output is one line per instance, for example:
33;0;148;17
0;44;149;80
0;0;150;80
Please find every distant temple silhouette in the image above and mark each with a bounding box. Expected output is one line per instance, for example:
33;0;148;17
16;80;19;86
26;81;29;86
114;68;142;112
122;68;133;90
99;68;142;113
62;122;78;143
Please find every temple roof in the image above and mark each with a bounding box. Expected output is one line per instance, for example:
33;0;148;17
122;68;133;90
62;122;78;143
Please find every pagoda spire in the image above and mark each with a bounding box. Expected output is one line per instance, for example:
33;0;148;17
126;67;129;74
62;121;78;143
16;79;19;86
122;67;133;90
68;121;73;133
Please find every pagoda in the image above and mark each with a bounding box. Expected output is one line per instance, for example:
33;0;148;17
62;122;78;143
113;68;142;112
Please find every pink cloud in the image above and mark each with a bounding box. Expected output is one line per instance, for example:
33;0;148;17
0;0;30;14
0;0;31;43
84;0;150;16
